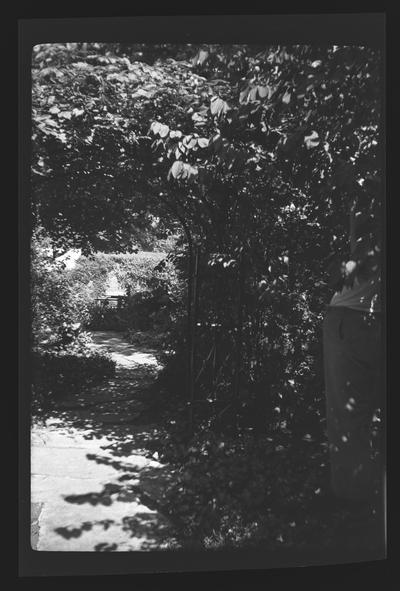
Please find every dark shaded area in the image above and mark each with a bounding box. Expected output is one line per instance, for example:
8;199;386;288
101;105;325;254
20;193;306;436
32;331;385;557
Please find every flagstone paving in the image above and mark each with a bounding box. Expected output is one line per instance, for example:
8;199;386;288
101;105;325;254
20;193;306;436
31;331;178;552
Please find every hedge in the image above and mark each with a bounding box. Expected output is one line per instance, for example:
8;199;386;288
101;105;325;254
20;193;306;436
32;350;116;412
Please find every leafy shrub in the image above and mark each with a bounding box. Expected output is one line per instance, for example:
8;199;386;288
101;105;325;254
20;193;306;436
64;256;110;308
157;428;344;548
32;348;116;413
83;252;185;333
158;422;382;552
69;251;166;299
113;251;168;293
85;301;128;331
31;229;117;416
31;229;92;351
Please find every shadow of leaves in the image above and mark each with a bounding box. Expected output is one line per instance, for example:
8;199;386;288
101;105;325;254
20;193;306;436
55;519;114;539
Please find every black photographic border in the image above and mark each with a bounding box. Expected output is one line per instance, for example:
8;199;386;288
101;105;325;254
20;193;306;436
18;10;389;582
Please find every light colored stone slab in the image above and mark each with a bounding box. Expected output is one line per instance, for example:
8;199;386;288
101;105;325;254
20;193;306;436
31;330;175;551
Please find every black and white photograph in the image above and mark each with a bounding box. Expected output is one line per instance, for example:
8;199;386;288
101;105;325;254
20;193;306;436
19;13;386;576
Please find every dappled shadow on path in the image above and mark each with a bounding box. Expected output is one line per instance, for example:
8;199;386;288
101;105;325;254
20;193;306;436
33;330;179;551
89;330;161;358
56;456;176;550
51;452;177;550
55;511;175;551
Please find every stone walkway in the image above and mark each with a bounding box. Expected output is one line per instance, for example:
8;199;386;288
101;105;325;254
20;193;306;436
31;331;178;552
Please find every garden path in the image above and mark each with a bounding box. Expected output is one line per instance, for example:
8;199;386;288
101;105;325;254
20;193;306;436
31;331;178;552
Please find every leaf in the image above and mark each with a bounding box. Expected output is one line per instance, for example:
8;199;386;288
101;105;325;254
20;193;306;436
183;135;197;150
311;60;322;68
72;61;90;70
168;160;183;180
197;137;209;148
304;130;320;149
197;50;209;66
150;121;161;135
72;108;84;117
210;134;222;153
239;87;250;103
170;130;182;139
210;97;223;115
186;164;198;178
58;111;72;120
221;101;230;115
167;161;198;181
192;49;209;66
180;164;189;179
132;88;152;99
192;112;206;125
43;118;59;128
257;85;269;99
210;97;229;116
247;87;258;103
304;109;313;123
282;91;291;104
49;106;60;115
158;123;170;138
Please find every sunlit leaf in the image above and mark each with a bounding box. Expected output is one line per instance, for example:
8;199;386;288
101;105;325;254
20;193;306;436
158;123;170;138
72;108;84;117
304;130;320;149
247;87;258;103
257;85;269;99
239;87;250;103
197;49;209;66
197;137;209;148
210;97;229;116
168;160;183;180
150;121;161;134
170;130;183;139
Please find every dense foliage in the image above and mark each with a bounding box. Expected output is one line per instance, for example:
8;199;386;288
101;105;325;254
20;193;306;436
66;250;185;332
31;43;202;256
31;227;90;350
31;42;383;547
31;229;116;415
32;42;382;430
148;43;382;431
32;349;116;414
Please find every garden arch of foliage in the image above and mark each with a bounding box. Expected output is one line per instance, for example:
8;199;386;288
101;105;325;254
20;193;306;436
32;42;382;438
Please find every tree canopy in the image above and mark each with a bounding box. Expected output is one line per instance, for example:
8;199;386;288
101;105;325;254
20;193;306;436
32;42;382;434
32;43;382;277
